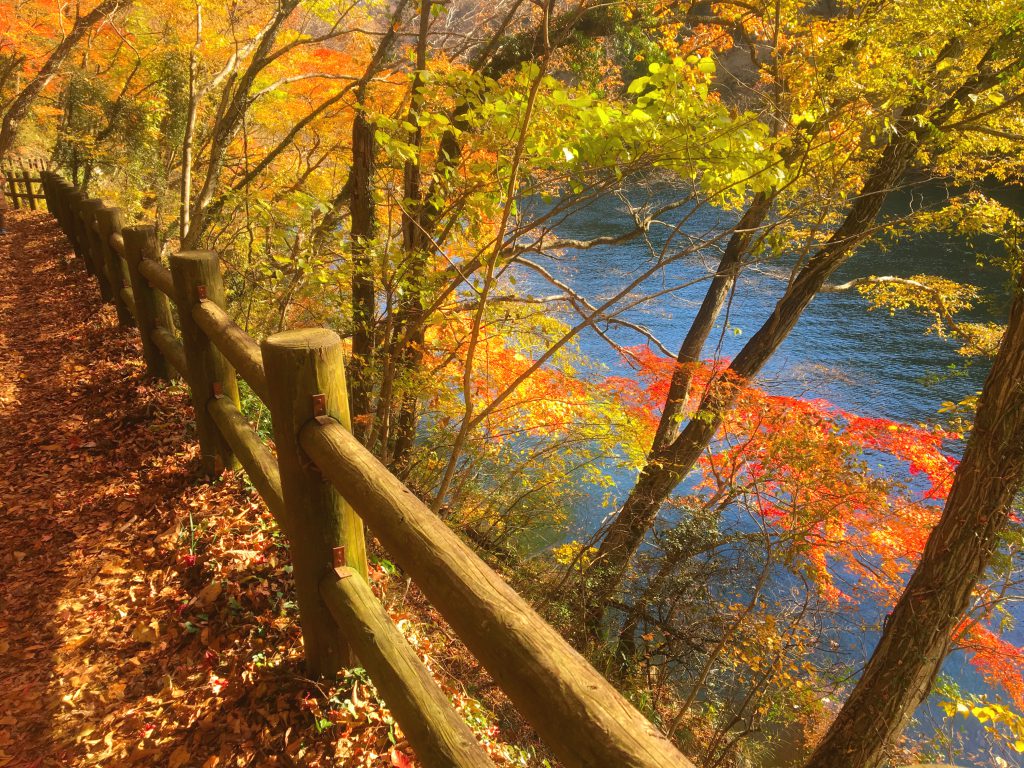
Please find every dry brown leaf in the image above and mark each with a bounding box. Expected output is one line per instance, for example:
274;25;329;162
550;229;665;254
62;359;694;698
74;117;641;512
168;745;190;768
194;580;222;610
131;620;159;644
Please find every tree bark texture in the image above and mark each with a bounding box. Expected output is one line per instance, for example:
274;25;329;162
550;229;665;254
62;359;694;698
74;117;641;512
805;272;1024;768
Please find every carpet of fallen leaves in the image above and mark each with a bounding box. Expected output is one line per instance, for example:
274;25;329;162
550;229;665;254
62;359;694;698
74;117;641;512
0;211;541;768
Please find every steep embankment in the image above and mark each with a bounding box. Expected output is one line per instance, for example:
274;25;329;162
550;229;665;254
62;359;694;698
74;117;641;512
0;210;523;768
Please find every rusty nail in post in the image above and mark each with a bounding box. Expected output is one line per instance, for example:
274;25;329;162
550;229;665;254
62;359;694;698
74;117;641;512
212;381;223;398
312;393;327;417
196;284;207;300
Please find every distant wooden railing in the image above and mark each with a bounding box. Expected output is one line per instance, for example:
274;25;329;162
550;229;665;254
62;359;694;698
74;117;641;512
37;170;694;768
2;159;49;210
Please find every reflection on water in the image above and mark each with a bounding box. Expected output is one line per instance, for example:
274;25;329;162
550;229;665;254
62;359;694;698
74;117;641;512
512;182;1022;766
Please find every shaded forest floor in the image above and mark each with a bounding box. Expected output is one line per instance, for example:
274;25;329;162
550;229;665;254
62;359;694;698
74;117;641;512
0;211;531;768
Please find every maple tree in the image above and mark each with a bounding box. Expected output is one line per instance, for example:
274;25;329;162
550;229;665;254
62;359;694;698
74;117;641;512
0;0;134;159
583;0;1024;636
576;342;1024;764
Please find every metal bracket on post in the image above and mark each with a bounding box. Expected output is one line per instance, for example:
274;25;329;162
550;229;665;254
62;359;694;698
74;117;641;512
331;546;352;580
312;393;327;417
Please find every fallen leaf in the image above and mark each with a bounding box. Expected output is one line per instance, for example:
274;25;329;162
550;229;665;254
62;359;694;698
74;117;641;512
390;747;414;768
168;745;190;768
195;580;222;610
131;620;159;644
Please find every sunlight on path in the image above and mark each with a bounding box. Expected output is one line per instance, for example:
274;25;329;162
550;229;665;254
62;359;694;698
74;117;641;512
0;210;199;766
0;210;442;768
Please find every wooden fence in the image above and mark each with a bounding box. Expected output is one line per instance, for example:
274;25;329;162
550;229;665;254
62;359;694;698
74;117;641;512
37;171;694;768
2;160;48;210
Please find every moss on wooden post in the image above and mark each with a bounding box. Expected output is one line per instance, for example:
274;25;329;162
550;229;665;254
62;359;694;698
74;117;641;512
169;250;240;476
94;207;134;326
123;226;173;380
262;328;369;677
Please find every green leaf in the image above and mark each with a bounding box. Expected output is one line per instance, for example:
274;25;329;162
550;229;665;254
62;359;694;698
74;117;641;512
627;76;650;94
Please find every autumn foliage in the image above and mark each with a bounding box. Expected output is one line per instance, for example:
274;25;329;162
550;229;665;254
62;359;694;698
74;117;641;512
606;344;1024;716
3;0;1024;765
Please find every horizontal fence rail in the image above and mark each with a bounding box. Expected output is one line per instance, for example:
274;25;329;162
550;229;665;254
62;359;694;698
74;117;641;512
3;161;48;210
207;397;286;522
300;420;690;767
36;171;695;768
193;301;270;403
319;567;494;768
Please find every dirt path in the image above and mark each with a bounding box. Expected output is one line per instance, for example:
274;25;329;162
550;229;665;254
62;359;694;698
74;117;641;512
0;209;207;766
0;211;469;768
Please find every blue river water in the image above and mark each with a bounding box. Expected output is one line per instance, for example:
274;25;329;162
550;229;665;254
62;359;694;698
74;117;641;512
512;182;1023;765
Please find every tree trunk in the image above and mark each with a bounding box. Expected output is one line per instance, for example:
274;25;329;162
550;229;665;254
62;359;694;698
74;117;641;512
180;15;200;241
349;105;378;440
804;272;1024;768
585;135;917;632
649;191;773;455
386;0;431;474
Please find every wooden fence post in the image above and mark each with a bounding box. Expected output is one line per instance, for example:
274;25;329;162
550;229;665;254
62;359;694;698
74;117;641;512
169;251;240;476
65;189;89;268
53;178;70;235
54;181;80;262
39;171;51;210
45;172;58;213
262;328;369;677
79;199;115;301
39;173;67;266
67;191;96;276
122;226;173;380
21;170;36;211
59;181;76;234
4;171;18;209
94;207;135;326
39;172;53;212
